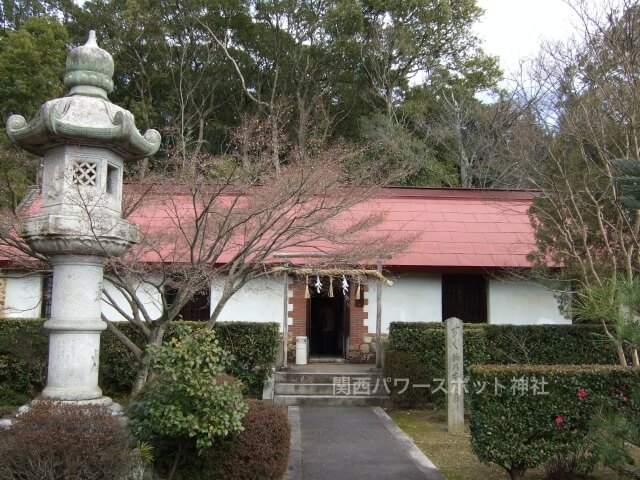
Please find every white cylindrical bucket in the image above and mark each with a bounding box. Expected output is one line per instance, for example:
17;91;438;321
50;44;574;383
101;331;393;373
295;336;308;365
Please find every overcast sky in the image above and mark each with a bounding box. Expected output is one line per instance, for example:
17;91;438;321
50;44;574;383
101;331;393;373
474;0;579;78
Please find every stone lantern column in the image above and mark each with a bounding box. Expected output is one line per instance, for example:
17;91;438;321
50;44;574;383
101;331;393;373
6;31;160;403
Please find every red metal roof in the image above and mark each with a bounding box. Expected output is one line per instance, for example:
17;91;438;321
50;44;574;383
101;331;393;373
7;187;537;269
362;188;536;267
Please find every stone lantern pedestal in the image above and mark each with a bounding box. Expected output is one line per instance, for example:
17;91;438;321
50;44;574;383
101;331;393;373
5;31;160;406
42;255;106;401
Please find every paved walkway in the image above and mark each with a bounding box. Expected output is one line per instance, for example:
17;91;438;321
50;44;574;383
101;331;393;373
286;406;445;480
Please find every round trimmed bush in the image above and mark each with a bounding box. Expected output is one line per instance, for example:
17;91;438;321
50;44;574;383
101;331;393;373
173;399;290;480
0;400;135;480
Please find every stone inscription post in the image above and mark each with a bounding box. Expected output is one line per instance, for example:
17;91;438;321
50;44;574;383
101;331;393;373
446;317;464;433
7;31;160;404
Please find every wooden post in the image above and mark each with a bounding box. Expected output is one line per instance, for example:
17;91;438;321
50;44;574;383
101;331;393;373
375;260;383;369
282;269;289;369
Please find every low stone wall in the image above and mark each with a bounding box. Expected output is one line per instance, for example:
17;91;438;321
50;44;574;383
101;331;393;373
281;332;388;364
349;333;388;363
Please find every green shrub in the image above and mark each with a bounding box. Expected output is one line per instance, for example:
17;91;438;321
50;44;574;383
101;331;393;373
128;324;248;452
172;399;290;480
588;389;640;478
0;400;136;480
213;322;279;397
0;384;30;408
468;364;640;480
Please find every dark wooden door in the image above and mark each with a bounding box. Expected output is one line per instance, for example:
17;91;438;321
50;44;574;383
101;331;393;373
442;274;487;323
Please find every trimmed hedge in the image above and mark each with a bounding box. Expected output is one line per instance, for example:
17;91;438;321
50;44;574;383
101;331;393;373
0;319;279;406
384;322;618;406
0;319;48;407
101;321;279;397
468;364;640;480
386;324;487;406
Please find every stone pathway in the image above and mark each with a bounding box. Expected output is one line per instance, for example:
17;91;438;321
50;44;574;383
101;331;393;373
285;406;445;480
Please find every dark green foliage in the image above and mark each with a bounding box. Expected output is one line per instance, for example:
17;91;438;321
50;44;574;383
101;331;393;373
482;324;617;365
588;389;640;479
1;0;505;189
213;321;279;397
103;321;279;397
385;322;618;407
468;365;640;480
0;400;136;480
0;384;29;409
0;16;68;121
128;325;247;452
0;319;279;407
0;319;47;402
385;322;487;404
612;157;640;210
170;399;290;480
99;322;145;395
385;350;433;407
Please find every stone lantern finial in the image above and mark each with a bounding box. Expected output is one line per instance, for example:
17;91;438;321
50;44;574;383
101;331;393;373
64;30;115;99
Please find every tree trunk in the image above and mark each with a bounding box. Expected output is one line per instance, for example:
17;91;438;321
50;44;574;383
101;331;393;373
130;325;166;397
271;113;280;173
454;120;471;187
617;343;629;368
297;99;308;159
508;466;527;480
130;356;151;399
602;320;628;367
240;117;250;170
138;157;149;181
385;86;394;118
205;289;234;330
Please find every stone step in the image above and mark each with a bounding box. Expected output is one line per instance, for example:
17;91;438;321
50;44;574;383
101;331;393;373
308;357;346;364
275;372;384;385
274;382;388;396
273;394;392;407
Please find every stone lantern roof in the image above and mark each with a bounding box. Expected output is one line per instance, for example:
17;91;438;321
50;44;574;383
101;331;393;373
6;31;160;159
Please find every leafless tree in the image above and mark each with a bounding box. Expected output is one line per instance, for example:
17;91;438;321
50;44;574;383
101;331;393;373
1;123;413;395
516;0;640;367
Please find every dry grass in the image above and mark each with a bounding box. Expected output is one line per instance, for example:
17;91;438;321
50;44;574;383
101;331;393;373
388;409;623;480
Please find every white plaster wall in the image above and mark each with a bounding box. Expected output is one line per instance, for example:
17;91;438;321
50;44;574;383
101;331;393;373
102;275;163;322
488;280;569;325
365;273;442;334
2;274;43;318
210;276;288;328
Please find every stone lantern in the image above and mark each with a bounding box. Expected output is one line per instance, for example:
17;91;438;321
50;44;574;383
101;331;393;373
6;31;160;404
